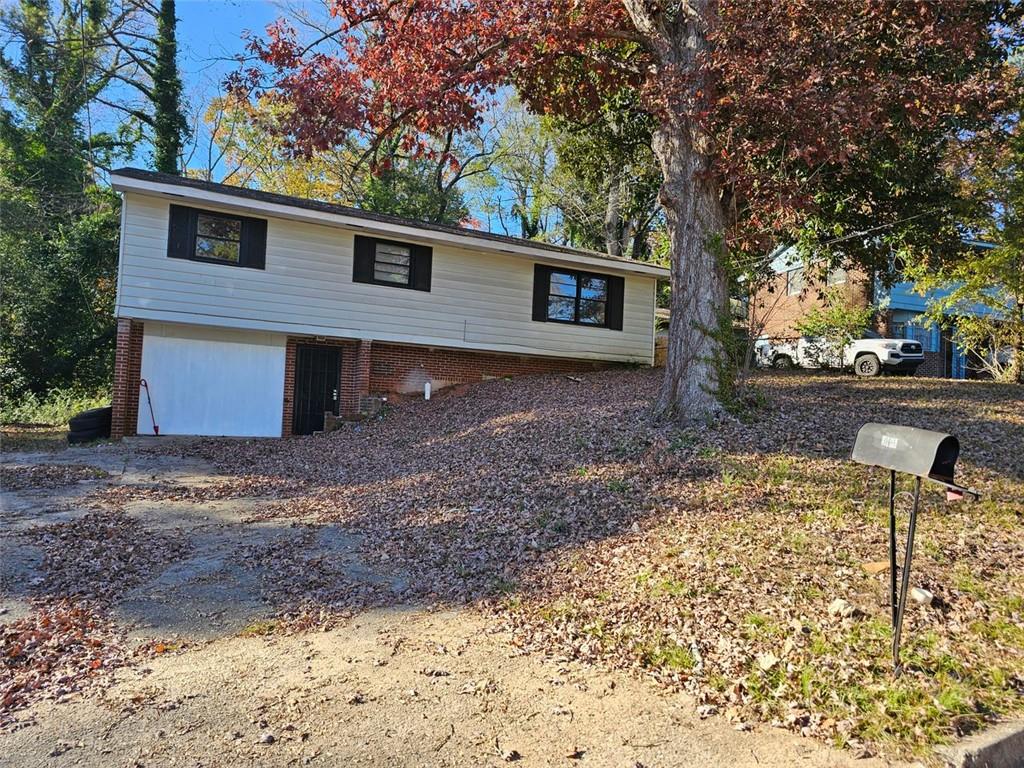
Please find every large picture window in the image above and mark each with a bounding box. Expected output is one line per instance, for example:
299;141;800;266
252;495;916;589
532;264;624;330
167;204;267;270
547;270;608;325
353;235;432;292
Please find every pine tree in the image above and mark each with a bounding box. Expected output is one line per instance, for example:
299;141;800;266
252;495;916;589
151;0;186;174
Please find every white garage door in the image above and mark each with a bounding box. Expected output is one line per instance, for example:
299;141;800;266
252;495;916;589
137;323;286;437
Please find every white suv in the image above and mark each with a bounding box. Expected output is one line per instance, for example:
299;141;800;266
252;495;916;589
757;332;925;377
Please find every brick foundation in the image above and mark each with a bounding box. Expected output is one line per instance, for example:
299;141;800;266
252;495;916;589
369;342;606;395
111;318;144;439
281;335;609;436
354;339;373;406
915;350;946;378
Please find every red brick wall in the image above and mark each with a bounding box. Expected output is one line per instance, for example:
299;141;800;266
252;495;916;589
752;268;873;339
111;318;144;439
281;336;610;435
352;339;372;409
282;338;297;437
369;342;607;396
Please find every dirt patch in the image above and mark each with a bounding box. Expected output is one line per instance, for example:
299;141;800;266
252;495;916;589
0;446;409;729
0;607;884;768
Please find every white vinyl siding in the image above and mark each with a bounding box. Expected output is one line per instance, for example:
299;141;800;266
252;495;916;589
116;193;657;363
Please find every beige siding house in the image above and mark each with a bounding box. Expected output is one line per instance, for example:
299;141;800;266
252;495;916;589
109;169;668;439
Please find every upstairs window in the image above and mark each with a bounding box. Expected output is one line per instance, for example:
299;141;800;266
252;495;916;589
532;264;624;330
373;241;413;285
167;204;267;269
353;235;432;291
195;212;242;264
786;267;805;296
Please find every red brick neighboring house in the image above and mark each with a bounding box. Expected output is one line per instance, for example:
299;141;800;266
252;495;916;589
751;263;874;341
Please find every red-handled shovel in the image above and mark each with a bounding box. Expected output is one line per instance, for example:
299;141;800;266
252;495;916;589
140;378;159;435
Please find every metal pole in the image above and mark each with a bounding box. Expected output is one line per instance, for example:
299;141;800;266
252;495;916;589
888;469;898;628
892;476;921;675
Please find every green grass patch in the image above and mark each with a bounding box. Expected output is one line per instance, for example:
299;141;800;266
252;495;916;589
1;387;109;426
606;478;630;493
239;619;281;636
637;635;695;672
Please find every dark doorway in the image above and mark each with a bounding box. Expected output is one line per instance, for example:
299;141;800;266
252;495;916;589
293;344;341;435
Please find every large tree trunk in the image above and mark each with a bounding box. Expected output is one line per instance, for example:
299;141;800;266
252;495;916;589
651;119;729;419
622;0;729;420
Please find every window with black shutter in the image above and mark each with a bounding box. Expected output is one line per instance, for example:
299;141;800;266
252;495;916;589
352;235;432;291
531;264;624;330
166;205;267;270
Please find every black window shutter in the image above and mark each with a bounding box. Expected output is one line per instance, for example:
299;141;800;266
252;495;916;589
167;204;196;260
411;244;432;291
606;275;625;330
240;217;267;269
353;235;375;283
532;264;551;322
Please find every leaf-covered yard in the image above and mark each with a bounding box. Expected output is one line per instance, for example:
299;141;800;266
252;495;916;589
167;369;1024;759
2;369;1022;762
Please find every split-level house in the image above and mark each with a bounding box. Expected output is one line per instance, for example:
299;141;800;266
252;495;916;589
108;169;668;438
751;244;993;379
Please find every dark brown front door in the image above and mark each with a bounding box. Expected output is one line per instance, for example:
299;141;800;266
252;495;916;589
293;344;341;435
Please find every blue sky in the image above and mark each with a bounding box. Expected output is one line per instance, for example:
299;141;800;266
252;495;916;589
174;0;290;174
176;0;283;93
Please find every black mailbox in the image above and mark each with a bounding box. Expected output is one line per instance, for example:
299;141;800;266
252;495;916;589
851;423;960;486
850;423;978;675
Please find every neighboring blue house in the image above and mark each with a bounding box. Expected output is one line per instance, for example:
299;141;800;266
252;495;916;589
877;281;969;378
877;240;996;379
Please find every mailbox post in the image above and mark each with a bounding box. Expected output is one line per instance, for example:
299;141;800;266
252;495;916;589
851;423;979;675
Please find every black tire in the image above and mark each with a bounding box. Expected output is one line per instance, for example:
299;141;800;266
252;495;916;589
772;354;795;370
69;406;112;432
67;426;106;444
854;354;882;377
69;415;108;432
